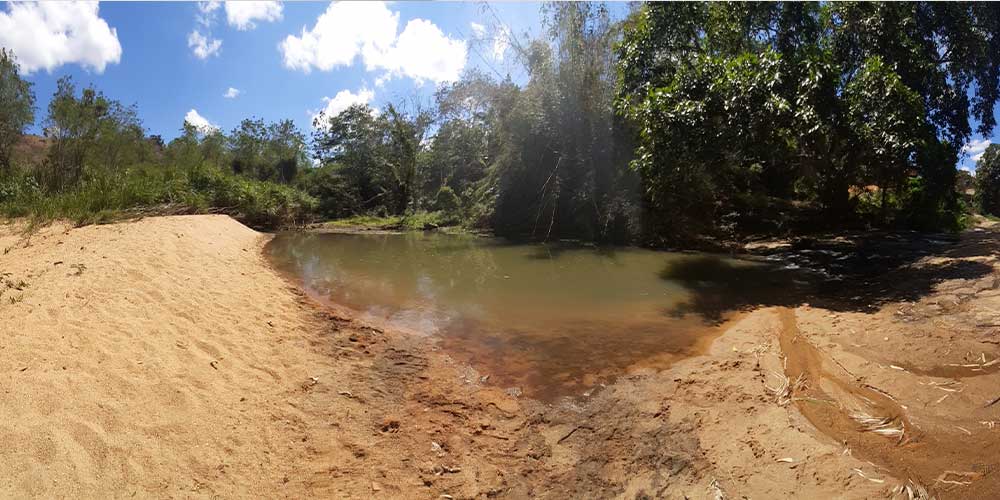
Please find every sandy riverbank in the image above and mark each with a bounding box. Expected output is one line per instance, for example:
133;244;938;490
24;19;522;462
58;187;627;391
2;215;998;498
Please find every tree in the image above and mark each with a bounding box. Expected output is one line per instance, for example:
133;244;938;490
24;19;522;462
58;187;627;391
0;48;35;174
385;104;432;214
976;144;1000;216
228;118;307;183
312;104;391;212
468;2;638;241
44;76;147;190
616;2;1000;233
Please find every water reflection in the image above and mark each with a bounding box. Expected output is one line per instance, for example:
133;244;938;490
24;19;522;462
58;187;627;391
265;232;764;400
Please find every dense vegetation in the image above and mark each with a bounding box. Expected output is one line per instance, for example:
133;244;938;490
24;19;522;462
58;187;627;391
3;2;1000;241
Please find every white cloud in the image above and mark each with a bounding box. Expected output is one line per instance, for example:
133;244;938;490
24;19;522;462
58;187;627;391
184;109;219;133
963;138;992;163
197;0;221;26
198;1;221;14
312;88;375;128
225;1;282;31
280;1;466;84
470;22;486;38
493;27;510;61
223;87;240;98
188;30;222;59
0;1;121;74
374;73;392;88
280;2;398;74
375;19;467;84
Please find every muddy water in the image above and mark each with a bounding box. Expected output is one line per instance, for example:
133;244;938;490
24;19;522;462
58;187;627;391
265;231;769;400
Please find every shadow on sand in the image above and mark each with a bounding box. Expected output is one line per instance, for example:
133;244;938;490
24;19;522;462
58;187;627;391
661;227;998;322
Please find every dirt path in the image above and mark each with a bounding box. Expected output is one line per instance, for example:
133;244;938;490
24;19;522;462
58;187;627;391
3;214;999;498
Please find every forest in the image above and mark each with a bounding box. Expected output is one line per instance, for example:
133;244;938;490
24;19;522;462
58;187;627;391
3;2;1000;244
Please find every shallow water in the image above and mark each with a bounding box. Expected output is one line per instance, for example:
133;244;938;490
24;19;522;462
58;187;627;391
265;231;770;400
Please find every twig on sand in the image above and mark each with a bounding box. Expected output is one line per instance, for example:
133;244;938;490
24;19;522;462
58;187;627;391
891;479;932;500
851;468;885;483
764;371;806;406
850;412;906;444
708;478;727;500
557;425;593;444
984;394;1000;408
863;383;901;403
935;470;980;487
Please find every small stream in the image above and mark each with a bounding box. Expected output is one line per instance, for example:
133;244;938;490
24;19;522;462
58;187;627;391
265;231;787;401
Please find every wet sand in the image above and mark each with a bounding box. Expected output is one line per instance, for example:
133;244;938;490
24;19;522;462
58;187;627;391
2;214;999;498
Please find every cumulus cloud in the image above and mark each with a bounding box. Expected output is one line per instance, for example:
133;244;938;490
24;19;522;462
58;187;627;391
377;19;467;84
0;1;121;74
280;1;466;84
223;87;240;98
470;22;486;38
312;88;375;128
493;27;510;61
185;109;219;133
963;138;992;163
225;1;282;31
197;0;221;26
280;2;397;74
188;30;222;59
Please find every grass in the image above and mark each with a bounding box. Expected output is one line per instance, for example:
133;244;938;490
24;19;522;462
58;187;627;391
0;164;317;229
325;210;464;231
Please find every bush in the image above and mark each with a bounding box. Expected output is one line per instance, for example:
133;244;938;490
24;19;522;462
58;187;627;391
0;163;316;228
431;185;462;214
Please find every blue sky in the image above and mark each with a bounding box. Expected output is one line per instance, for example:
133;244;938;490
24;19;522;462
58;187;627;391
0;1;552;141
0;1;991;171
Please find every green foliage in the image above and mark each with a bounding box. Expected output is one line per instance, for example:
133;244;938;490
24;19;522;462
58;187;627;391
431;185;462;214
295;162;359;218
227;118;307;183
312;104;391;211
616;2;1000;236
468;3;639;242
0;164;315;228
43;76;150;191
0;49;35;173
976;144;1000;217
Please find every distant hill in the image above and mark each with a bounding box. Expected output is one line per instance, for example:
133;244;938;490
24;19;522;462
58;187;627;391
12;134;49;169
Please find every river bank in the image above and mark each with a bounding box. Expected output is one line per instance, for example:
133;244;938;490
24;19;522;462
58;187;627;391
2;214;997;498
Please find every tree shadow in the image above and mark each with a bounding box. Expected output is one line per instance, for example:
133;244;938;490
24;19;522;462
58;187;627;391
661;229;996;323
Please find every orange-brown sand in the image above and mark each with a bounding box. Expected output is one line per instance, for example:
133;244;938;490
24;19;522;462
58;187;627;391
6;214;997;498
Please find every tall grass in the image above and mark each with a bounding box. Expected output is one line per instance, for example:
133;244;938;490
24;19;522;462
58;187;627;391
0;164;317;228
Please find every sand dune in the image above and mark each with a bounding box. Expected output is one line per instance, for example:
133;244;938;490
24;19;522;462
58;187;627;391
1;216;358;497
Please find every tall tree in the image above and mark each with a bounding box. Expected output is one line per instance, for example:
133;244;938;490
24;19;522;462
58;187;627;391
976;144;1000;217
0;48;35;174
472;2;638;241
44;77;146;190
312;104;391;212
616;2;1000;233
385;104;432;215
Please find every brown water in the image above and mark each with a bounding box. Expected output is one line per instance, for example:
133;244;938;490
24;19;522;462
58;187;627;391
265;231;769;400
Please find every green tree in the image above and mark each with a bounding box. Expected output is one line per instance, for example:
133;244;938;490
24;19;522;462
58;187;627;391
44;76;147;190
312;104;391;211
470;2;638;241
976;144;1000;216
385;104;431;215
228;118;307;183
0;48;35;174
616;2;1000;234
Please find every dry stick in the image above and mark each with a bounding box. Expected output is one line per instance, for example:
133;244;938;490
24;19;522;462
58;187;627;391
557;425;592;444
544;191;558;243
863;383;901;403
532;156;562;238
985;395;1000;408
